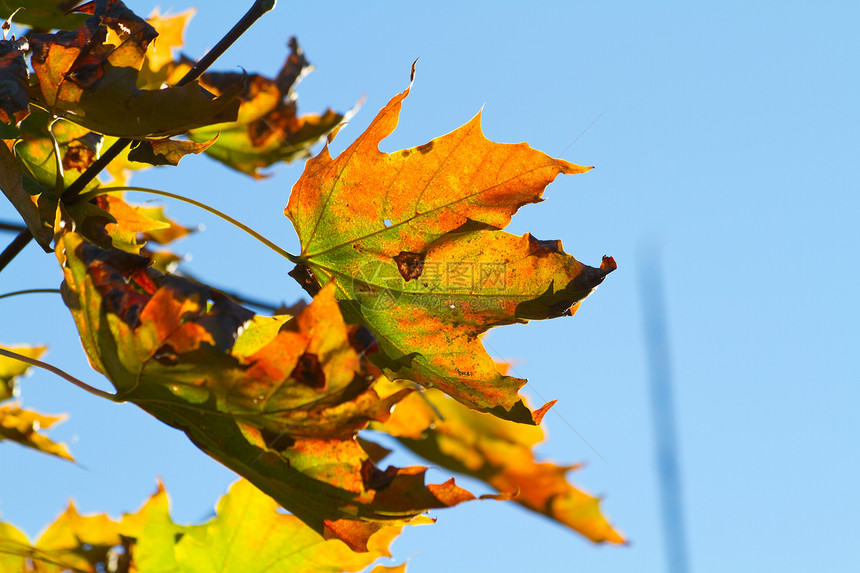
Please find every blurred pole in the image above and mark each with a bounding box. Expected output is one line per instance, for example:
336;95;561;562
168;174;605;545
638;245;691;573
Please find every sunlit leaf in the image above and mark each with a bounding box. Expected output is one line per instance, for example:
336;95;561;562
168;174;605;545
0;403;74;462
57;231;476;550
373;379;625;543
189;37;344;178
1;478;410;573
34;502;122;573
0;521;31;573
173;479;407;573
0;344;46;401
285;74;615;424
139;8;195;89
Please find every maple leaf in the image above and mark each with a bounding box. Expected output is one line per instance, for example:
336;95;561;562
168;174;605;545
189;37;345;178
285;72;615;424
27;0;240;138
373;379;625;544
57;230;476;551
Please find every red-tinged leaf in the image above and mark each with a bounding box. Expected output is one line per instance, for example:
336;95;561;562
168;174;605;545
57;231;476;550
285;74;613;424
189;37;345;178
373;381;625;544
0;37;29;125
27;1;240;138
0;344;46;400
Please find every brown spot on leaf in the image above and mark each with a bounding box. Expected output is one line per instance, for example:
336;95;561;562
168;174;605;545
360;458;399;491
416;141;434;154
527;234;563;257
293;352;326;389
153;344;179;366
289;263;321;296
393;251;425;281
62;141;96;171
260;429;296;451
347;325;379;356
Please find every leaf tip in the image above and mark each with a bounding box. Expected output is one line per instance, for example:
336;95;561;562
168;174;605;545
600;255;617;272
532;399;557;425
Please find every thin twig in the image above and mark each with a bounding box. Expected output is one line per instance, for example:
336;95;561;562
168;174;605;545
0;222;27;233
0;346;120;402
0;230;35;271
178;270;287;313
82;187;300;263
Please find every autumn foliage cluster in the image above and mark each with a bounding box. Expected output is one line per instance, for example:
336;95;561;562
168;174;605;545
0;1;621;571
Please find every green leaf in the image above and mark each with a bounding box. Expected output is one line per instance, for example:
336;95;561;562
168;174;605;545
173;479;406;573
0;139;54;250
1;478;410;573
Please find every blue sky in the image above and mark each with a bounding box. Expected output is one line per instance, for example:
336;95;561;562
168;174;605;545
1;1;858;572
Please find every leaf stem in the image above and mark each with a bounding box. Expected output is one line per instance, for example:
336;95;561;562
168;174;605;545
81;187;300;263
0;288;61;301
0;346;121;402
48;117;65;197
0;0;278;273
